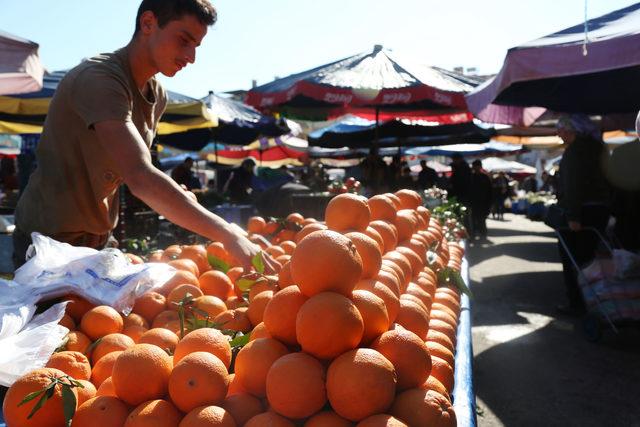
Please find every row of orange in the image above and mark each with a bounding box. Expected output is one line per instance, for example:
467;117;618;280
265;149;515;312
3;189;465;427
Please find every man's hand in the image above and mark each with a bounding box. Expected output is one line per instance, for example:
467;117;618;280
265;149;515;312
222;232;279;274
568;220;582;231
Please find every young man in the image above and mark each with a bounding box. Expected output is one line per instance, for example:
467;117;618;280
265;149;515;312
14;0;276;273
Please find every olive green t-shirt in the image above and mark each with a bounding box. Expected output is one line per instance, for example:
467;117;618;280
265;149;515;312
15;47;167;241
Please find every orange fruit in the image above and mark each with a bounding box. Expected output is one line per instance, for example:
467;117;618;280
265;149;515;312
266;245;286;258
125;253;144;264
430;309;457;330
275;229;297;244
45;350;91;381
326;348;397;422
401;294;429;315
391;389;456;427
394;210;417;242
301;217;317;225
364;226;385;253
266;352;327;419
405;283;433;309
381;261;406;292
427;329;455;353
162;245;183;261
168;258;200;278
91;333;135;364
426;341;455;369
369;220;398;253
198;270;234;300
305;410;352;427
224;296;246;310
157;270;200;296
75;379;97;405
294;222;327;243
263;286;308;346
167;284;204;310
91;351;122;387
132;292;167;323
245;412;295;427
384;193;402;209
368;195;398;222
169;351;230;413
226;266;244;284
383;252;412;288
174;328;232;368
80;305;123;340
275;254;291;265
207;241;237;266
180;244;211;275
147;250;164;262
112;343;173;406
416;206;431;225
370;329;432;391
227;373;247;396
3;368;77;427
375;270;401;297
429;319;457;346
247;280;278;302
351;290;389;346
394;189;422;210
221;393;264;426
429;356;454;392
139;328;180;353
96;377;117;397
395;299;430;340
194;295;228;319
290;230;363;297
65;295;95;322
357;414;409;426
213;308;252;333
152;310;179;329
345;232;382;279
431;302;458;321
125;399;181;427
72;396;129;427
398;238;427;263
234;338;289;398
59;314;75;331
277;261;295;288
123;313;150;329
279;240;296;255
249;322;272;341
395;247;423;278
180;405;236;427
325;193;371;232
419;376;450;401
296;292;363;360
287;212;305;225
246;290;274;327
354;279;400;324
434;292;461;316
247;216;267;234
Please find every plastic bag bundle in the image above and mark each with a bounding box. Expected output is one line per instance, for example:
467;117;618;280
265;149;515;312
13;233;175;314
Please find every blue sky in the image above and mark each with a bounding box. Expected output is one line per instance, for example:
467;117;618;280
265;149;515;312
2;0;637;98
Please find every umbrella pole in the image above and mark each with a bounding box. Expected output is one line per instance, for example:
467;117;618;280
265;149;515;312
375;106;380;147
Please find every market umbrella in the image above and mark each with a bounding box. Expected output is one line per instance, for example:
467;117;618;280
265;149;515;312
246;45;480;124
202;144;307;168
0;31;44;96
308;115;494;148
404;141;522;157
203;91;292;145
466;3;640;126
479;157;537;175
0;70;216;135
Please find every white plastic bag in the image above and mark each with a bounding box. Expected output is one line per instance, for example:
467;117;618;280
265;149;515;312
13;233;175;314
0;301;69;387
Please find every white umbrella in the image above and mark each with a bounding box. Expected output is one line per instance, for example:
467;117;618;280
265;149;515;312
0;30;44;95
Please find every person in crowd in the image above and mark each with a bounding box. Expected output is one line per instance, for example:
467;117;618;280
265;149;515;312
386;155;402;191
491;172;510;220
12;0;276;273
171;157;201;190
554;114;610;315
224;158;256;203
521;175;538;193
0;157;18;192
360;148;386;193
469;160;493;240
449;153;471;205
417;159;438;190
398;165;414;189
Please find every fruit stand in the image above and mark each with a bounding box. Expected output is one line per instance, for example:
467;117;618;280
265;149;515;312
1;189;475;427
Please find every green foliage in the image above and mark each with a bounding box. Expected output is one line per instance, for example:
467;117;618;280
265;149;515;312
437;267;473;298
208;254;230;273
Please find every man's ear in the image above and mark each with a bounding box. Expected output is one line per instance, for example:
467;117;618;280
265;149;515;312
139;10;158;36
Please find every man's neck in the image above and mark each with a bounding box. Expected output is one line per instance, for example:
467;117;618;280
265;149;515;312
125;38;157;92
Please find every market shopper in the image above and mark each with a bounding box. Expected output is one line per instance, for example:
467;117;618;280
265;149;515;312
469;160;493;240
417;160;438;190
554;114;610;314
13;0;276;273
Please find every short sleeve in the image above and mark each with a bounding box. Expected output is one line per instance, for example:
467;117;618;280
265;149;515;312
69;65;133;129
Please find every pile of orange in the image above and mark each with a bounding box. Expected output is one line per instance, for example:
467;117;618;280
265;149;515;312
3;188;465;427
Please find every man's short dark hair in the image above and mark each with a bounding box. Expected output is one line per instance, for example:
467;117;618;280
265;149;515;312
134;0;217;34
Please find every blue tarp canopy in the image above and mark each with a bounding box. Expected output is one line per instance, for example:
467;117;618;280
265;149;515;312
308;115;494;148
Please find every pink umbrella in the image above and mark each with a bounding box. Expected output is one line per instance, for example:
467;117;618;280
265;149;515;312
0;31;44;95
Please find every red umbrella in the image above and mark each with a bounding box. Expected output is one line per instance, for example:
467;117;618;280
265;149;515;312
246;45;480;124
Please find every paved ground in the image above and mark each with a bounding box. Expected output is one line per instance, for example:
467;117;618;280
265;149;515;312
467;214;640;427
